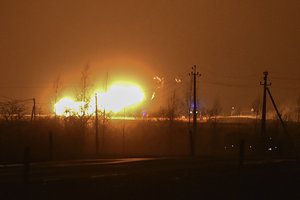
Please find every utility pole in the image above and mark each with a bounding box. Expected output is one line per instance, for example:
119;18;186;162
259;72;294;152
260;71;271;135
188;74;193;130
297;95;300;134
102;71;109;152
189;65;201;156
31;98;36;122
48;131;54;161
95;94;99;155
122;107;126;155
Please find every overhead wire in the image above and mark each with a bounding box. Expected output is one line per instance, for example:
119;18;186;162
0;67;298;108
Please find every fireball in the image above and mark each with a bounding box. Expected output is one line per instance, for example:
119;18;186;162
99;83;145;112
54;82;145;116
54;97;84;116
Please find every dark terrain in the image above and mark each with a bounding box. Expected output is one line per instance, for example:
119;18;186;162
1;157;300;200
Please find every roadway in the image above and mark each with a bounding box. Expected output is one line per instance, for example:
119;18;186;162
1;157;300;199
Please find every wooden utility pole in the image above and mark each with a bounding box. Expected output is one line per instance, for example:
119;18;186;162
95;94;99;155
122;107;126;155
260;71;271;135
259;71;295;152
48;131;54;161
102;71;109;153
23;146;31;200
297;95;300;133
31;98;36;122
189;65;201;156
188;75;192;130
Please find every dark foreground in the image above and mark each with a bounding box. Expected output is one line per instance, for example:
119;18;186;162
1;157;300;200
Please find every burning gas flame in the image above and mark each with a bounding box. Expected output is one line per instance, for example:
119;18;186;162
54;83;145;116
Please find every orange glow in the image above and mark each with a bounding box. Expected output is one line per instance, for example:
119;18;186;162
54;82;145;116
54;97;84;116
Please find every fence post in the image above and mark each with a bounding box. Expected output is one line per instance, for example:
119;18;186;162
24;146;31;200
49;131;53;161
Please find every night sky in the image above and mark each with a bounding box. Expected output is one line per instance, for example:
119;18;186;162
0;0;299;114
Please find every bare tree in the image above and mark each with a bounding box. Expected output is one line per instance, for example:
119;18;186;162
280;105;292;122
207;98;222;154
251;96;261;118
251;96;261;133
0;99;26;121
154;106;167;120
167;90;178;122
53;75;62;116
208;98;222;124
78;65;91;116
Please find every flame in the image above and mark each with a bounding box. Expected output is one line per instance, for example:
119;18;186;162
97;84;145;112
54;83;145;116
54;97;84;116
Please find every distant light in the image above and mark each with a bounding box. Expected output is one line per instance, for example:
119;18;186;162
142;111;147;117
231;144;234;148
175;78;182;83
268;147;272;151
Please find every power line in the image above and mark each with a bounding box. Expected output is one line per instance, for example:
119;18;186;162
197;65;258;80
201;78;258;88
0;86;51;89
271;76;300;81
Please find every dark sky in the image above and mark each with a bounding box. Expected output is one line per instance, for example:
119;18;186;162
0;0;299;114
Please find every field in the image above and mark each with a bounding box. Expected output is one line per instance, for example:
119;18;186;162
0;117;299;164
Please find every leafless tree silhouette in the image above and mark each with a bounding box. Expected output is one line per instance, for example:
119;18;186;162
78;64;91;116
53;75;62;116
251;96;261;118
208;98;222;124
251;96;261;133
0;99;26;121
167;91;178;122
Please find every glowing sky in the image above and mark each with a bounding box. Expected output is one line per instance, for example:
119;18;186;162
0;0;299;113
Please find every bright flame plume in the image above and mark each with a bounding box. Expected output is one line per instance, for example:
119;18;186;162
54;83;145;116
